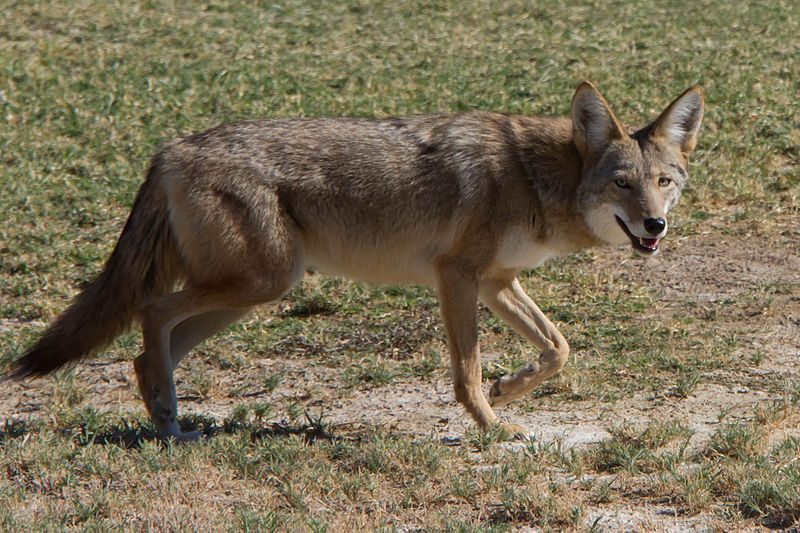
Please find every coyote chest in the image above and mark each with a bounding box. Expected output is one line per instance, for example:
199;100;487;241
493;230;559;271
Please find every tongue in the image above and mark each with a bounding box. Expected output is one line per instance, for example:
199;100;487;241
640;237;659;250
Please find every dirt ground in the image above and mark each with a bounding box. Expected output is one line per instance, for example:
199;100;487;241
2;228;798;530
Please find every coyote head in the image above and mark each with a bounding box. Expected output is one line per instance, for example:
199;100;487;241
572;82;704;255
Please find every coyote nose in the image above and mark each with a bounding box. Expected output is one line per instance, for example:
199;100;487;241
644;217;666;235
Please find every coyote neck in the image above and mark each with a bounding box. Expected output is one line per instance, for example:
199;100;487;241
511;116;598;251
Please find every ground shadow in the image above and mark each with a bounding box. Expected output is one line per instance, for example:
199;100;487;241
67;411;339;449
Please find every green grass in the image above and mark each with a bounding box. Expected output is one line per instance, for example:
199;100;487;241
2;0;800;530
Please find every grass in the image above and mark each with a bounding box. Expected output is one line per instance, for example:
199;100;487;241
8;402;797;529
0;412;569;530
2;0;800;529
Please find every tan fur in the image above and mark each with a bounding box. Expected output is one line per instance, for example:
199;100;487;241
10;83;704;440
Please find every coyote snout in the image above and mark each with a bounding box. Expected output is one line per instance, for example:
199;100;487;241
9;81;703;441
615;214;667;256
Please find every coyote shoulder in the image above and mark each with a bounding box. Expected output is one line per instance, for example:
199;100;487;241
10;82;704;441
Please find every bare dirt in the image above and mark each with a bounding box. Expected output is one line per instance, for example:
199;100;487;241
2;227;799;530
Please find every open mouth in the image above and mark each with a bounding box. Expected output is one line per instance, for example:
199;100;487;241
615;216;660;255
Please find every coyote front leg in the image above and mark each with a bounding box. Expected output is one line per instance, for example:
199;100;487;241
479;275;569;407
436;262;498;431
437;262;530;437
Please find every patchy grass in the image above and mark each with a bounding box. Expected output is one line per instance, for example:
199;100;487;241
3;402;799;529
0;411;582;530
2;0;799;530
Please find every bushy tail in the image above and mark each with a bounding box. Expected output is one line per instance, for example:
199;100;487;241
9;154;182;378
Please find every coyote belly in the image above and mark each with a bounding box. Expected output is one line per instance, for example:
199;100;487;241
9;82;704;441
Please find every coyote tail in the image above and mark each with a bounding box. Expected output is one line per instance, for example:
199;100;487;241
9;154;181;378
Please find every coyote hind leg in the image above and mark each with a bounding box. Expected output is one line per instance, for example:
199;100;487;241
135;290;247;441
133;308;247;431
136;169;305;441
168;308;249;367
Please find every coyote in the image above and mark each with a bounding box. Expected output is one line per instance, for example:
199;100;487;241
10;82;704;441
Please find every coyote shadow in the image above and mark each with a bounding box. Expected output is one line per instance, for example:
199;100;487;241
70;412;337;449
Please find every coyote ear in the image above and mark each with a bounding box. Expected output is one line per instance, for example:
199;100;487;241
571;81;626;159
650;86;704;154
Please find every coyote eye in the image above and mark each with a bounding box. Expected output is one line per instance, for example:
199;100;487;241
614;178;630;189
658;176;672;187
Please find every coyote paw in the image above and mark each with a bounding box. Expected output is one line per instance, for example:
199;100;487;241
497;422;531;440
489;377;513;408
489;363;539;408
488;379;502;406
150;403;200;443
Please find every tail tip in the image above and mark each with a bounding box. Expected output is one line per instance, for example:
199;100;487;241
5;349;63;381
